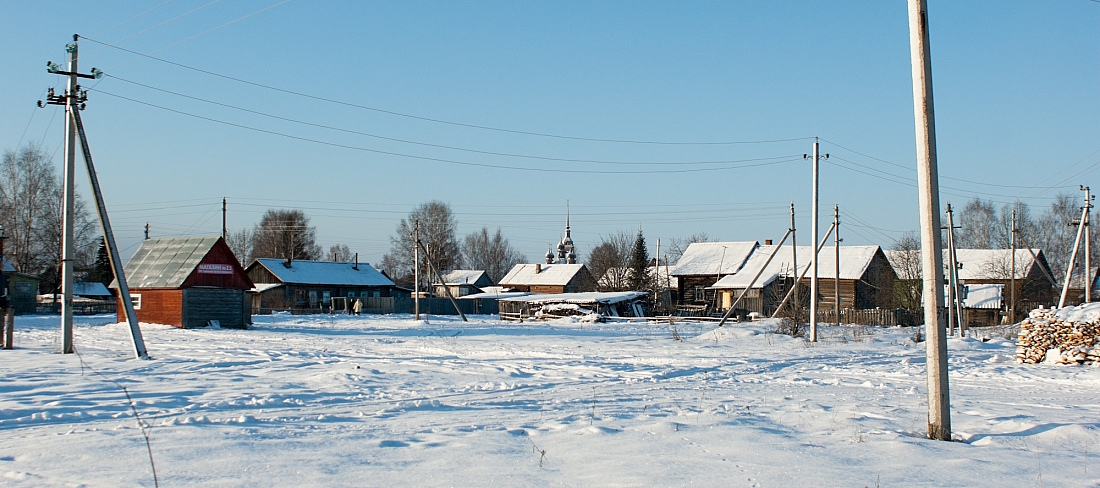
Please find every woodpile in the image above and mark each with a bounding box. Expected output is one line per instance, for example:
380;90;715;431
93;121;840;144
1016;307;1100;365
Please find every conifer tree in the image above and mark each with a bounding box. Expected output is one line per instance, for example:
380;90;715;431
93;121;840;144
627;230;653;293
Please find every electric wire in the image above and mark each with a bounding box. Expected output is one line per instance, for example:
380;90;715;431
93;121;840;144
105;0;294;71
92;89;804;175
92;0;178;39
106;0;223;46
106;74;798;166
80;36;811;146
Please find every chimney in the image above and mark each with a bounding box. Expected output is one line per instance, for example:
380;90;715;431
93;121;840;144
765;239;773;245
353;253;359;271
283;258;292;269
534;264;542;274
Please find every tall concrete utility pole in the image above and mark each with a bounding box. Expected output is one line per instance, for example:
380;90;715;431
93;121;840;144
807;139;826;342
834;205;840;327
1083;186;1092;303
789;203;798;325
60;37;79;354
907;0;951;441
1010;208;1017;323
945;204;958;336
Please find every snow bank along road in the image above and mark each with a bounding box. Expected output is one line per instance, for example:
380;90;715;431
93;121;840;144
1;314;1098;486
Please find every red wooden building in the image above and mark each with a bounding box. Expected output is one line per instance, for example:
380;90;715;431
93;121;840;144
111;236;254;329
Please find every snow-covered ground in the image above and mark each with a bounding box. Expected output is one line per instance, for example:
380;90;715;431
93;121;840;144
1;313;1098;487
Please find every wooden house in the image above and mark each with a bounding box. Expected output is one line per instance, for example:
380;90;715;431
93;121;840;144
953;248;1056;311
498;263;596;294
709;245;896;316
246;258;396;312
432;270;493;297
670;241;758;308
112;236;254;329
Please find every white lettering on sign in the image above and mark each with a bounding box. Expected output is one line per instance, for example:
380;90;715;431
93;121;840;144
197;263;234;275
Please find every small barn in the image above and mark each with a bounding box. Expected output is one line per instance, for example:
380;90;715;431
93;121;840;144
670;241;758;308
498;263;596;294
246;258;396;312
499;291;649;321
3;260;39;315
708;244;795;316
432;270;493;297
113;236;254;329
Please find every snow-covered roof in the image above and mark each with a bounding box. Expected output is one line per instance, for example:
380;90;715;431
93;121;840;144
72;282;111;297
251;259;394;287
250;282;284;294
599;265;677;289
955;249;1041;281
118;236;223;288
709;245;884;289
960;283;1003;309
499;263;586;286
500;291;647;305
458;290;531;300
671;241;758;277
435;270;491;286
884;248;1045;281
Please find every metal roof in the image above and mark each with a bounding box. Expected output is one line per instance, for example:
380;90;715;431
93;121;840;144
118;236;223;288
499;263;586;286
670;241;759;276
252;258;395;287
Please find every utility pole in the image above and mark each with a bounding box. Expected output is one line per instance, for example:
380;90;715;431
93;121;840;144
1060;202;1090;308
804;139;827;341
834;205;840;327
413;219;420;320
144;223;150;240
1010;208;1017;323
908;0;951;441
60;37;79;355
945;204;958;336
655;238;661;313
790;203;798;325
41;37;147;359
222;197;227;240
1083;186;1092;303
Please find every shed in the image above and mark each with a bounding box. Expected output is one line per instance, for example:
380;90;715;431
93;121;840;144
953;248;1055;308
499;291;649;321
432;269;493;297
112;236;254;329
498;263;596;294
3;259;39;315
670;241;758;306
246;258;396;312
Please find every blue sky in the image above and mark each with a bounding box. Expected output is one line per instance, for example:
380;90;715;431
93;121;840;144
2;1;1098;266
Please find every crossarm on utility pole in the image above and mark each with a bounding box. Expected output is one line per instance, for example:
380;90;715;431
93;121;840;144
771;222;836;318
71;109;148;359
717;228;792;327
414;239;467;322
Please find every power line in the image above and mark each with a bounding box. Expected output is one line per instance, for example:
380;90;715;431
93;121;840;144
92;89;804;174
105;0;223;46
80;35;811;146
91;0;178;39
105;0;294;71
106;75;801;166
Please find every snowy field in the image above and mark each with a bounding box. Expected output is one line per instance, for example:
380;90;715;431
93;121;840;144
2;313;1099;487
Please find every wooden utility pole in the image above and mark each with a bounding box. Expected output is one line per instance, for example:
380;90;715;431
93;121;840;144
907;0;951;441
414;219;420;320
222;197;227;240
834;205;840;327
144;223;150;240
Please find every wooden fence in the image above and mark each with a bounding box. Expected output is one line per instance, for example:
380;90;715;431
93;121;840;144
815;308;924;327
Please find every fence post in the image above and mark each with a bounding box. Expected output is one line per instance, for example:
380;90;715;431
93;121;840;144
3;307;13;349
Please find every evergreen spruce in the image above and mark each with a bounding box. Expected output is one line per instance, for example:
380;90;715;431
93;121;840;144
627;230;653;293
89;238;113;285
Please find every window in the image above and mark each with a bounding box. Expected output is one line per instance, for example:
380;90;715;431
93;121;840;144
693;285;706;302
372;291;380;298
129;294;142;310
347;291;357;298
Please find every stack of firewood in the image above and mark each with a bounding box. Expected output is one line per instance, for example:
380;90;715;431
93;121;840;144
1016;307;1100;364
